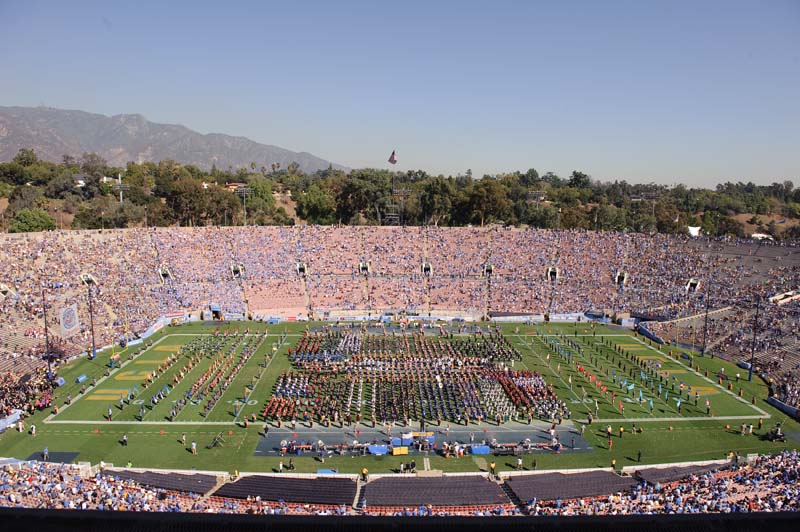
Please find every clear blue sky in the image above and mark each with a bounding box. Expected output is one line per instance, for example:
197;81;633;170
1;0;798;186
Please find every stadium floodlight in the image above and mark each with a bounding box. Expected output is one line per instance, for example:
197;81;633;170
79;273;97;286
111;174;129;204
421;262;432;276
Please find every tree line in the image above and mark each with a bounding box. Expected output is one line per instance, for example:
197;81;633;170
1;148;798;239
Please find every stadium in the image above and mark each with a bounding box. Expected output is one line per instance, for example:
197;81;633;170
1;226;798;527
2;3;800;531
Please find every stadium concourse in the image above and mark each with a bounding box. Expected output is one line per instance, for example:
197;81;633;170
1;226;798;414
0;450;797;515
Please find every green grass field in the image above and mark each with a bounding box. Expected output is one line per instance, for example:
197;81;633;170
1;321;796;476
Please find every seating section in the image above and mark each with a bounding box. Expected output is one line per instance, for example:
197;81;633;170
3;451;800;515
106;469;219;495
360;476;510;507
213;475;356;505
506;471;637;502
634;464;723;485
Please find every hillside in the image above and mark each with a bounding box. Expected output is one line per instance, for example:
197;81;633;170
0;106;347;174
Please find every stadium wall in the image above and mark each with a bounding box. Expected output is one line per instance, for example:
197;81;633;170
767;396;799;419
637;323;665;344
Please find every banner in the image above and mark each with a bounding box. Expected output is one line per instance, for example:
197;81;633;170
59;304;80;338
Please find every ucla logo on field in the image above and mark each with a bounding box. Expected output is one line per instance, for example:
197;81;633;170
87;389;129;401
115;370;153;381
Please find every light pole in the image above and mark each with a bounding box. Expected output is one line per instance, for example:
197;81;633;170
701;284;713;357
42;287;52;378
748;297;760;382
80;274;98;359
112;174;129;204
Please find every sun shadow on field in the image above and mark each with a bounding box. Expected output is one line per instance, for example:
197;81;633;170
26;451;79;463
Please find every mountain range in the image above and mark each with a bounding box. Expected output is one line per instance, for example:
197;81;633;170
0;106;347;173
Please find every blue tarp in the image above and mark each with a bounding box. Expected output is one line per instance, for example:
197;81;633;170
0;411;22;432
368;445;388;455
316;469;338;475
55;377;66;387
471;445;491;455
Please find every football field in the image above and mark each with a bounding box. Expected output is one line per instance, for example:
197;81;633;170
0;321;796;475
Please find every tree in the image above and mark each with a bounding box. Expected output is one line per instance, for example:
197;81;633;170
521;168;539;186
419;176;456;225
12;148;38;167
79;152;108;199
249;177;276;210
7;185;44;215
541;172;563;187
459;178;511;226
167;178;207;226
567;171;592;189
9;207;55;233
296;183;336;224
336;169;391;223
560;206;590;229
0;162;30;186
45;171;78;199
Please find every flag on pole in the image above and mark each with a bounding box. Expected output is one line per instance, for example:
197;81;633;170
59;304;80;338
388;150;397;164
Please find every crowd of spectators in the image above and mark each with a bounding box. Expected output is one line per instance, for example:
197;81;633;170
529;450;800;515
0;227;796;379
0;450;798;516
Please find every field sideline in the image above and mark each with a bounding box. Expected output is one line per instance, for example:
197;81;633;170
1;321;796;475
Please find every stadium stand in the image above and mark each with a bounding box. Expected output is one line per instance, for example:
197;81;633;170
0;450;798;516
505;471;637;502
212;475;357;506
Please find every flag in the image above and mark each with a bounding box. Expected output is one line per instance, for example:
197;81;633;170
627;383;635;391
388;150;397;164
59;304;80;338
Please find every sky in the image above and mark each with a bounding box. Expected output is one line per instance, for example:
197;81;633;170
1;0;798;186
